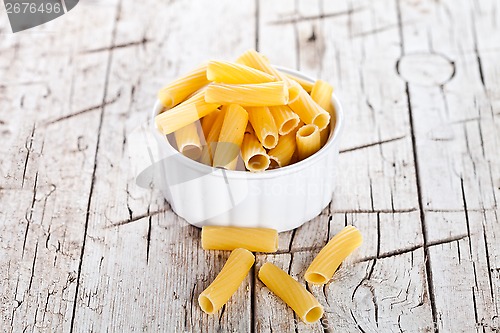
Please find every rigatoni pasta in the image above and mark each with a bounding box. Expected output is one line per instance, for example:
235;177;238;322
201;108;222;138
296;124;321;161
198;248;255;314
174;122;202;160
201;226;278;252
268;129;297;168
310;79;334;111
258;262;324;323
247;106;279;149
201;226;278;253
269;105;300;135
205;82;289;107
212;104;248;170
288;87;330;130
158;64;209;109
241;133;270;172
305;226;363;285
207;60;276;84
155;91;220;135
285;73;314;93
199;107;226;165
155;49;336;171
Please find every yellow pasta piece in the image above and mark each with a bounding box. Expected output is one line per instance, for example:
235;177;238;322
174;122;202;160
201;226;278;252
310;80;334;111
258;263;324;323
199;107;227;166
157;64;209;109
236;49;284;80
205;82;288;107
200;108;222;139
284;73;314;93
320;124;330;146
212;104;248;170
305;226;363;285
155;91;221;135
296;124;320;161
288;87;330;130
207;60;276;84
246;106;279;149
268;130;297;168
199;248;255;314
241;133;270;172
269;105;300;135
236;49;300;99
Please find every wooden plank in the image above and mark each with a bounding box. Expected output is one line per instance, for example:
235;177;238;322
70;0;257;331
398;0;500;331
0;2;119;332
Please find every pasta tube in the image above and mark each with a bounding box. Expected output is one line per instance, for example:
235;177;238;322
201;226;278;252
236;49;300;98
246;106;279;149
241;133;270;172
157;64;209;109
284;73;314;93
207;60;276;84
212;104;248;170
320;125;330;146
305;226;363;285
258;263;324;323
310;80;334;111
199;248;255;314
199;107;226;165
205;82;289;107
296;124;320;161
174;122;202;160
269;105;300;135
155;91;221;135
288;87;330;131
268;130;297;168
200;108;222;138
236;49;284;80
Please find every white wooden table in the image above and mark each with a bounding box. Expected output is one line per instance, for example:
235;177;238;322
1;0;499;332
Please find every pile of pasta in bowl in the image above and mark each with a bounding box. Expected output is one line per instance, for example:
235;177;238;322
155;49;335;172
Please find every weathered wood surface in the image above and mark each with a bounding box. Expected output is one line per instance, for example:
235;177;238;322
0;0;498;332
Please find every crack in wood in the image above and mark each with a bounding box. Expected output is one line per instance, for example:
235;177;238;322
22;172;38;257
21;124;36;188
81;37;151;54
69;1;124;331
105;208;169;228
340;135;407;154
397;0;439;326
45;94;120;126
269;7;364;25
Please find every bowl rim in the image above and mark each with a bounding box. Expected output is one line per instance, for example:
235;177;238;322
151;66;344;179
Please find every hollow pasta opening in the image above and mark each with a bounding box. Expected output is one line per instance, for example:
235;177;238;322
288;84;301;104
281;118;299;135
181;145;202;160
263;135;277;149
248;154;270;171
313;113;330;131
158;91;174;109
198;295;215;314
305;272;328;284
297;125;316;138
268;158;280;169
305;306;324;323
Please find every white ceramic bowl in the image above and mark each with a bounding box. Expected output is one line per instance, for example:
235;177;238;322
151;67;343;232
